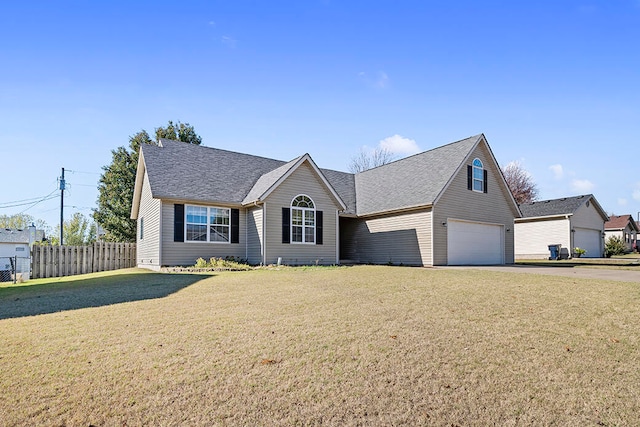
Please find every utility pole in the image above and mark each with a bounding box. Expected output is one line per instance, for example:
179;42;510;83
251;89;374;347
60;167;65;245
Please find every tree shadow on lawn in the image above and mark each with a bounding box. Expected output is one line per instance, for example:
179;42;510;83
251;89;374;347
0;272;210;320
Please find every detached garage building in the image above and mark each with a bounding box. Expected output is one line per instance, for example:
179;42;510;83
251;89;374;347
515;194;608;259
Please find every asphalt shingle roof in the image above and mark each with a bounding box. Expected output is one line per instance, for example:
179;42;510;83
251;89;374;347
0;228;45;243
143;139;355;212
242;157;302;204
354;135;481;216
605;215;639;231
519;194;594;218
140;134;486;217
143;139;287;204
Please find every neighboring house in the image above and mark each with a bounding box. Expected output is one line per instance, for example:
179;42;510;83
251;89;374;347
515;195;608;259
604;215;639;252
0;226;45;281
131;134;520;269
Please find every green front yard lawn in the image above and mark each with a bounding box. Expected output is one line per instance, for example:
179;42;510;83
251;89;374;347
1;266;639;425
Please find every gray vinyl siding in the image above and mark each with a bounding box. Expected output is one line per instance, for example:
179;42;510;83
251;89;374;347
246;206;264;265
263;161;340;265
572;203;605;257
160;201;247;266
515;218;570;259
433;143;517;265
340;209;433;266
572;202;606;231
137;170;161;268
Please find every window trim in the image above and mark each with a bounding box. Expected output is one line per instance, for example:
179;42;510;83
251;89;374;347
472;158;484;193
290;194;315;244
184;204;231;244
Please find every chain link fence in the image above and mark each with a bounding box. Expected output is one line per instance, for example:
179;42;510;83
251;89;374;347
0;256;31;283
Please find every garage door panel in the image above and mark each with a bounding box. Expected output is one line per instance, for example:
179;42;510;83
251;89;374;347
574;228;602;258
448;220;504;265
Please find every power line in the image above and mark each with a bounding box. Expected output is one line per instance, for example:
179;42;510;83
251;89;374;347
66;169;101;175
17;189;60;215
68;183;98;188
0;193;59;209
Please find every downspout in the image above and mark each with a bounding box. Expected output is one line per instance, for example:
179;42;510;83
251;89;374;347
245;208;248;261
567;215;573;257
336;210;340;265
430;209;435;266
158;200;163;268
263;202;267;266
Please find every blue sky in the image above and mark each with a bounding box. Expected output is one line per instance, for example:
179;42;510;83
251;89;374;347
1;0;639;230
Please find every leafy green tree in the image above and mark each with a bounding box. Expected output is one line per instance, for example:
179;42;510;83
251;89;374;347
0;213;49;232
50;212;96;245
94;121;201;242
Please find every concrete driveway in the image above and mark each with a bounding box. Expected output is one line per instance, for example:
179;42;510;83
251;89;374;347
439;264;640;283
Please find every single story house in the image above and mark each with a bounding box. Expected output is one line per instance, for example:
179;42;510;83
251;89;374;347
131;134;520;268
515;194;608;259
0;226;45;281
604;214;638;252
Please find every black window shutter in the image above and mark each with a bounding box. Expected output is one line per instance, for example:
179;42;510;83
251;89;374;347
483;169;488;193
282;207;290;244
174;204;184;242
316;211;323;245
231;208;240;243
467;165;472;190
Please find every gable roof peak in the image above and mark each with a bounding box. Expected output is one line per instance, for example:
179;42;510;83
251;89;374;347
356;133;483;175
519;194;606;220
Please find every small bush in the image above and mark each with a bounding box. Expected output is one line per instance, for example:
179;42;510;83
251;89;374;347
573;247;586;256
193;256;252;271
604;236;626;258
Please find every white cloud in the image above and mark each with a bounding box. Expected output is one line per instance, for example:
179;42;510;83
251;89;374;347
378;134;420;155
221;36;237;48
633;188;640;201
571;179;594;193
618;198;628;206
358;70;390;89
549;164;564;180
375;71;389;88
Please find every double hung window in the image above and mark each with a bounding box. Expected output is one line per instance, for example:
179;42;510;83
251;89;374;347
185;205;230;243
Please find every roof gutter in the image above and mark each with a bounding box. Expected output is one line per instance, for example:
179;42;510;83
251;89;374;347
356;203;434;219
515;213;572;223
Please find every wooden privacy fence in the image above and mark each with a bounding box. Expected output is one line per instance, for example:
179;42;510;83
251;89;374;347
31;243;136;279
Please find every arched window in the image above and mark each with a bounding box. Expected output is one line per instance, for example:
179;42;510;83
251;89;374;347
472;158;484;192
291;195;315;243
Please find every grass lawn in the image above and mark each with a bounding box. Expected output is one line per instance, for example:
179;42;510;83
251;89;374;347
1;266;639;426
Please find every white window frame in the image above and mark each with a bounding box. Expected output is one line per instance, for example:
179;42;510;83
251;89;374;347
291;195;315;244
472;158;484;192
185;204;231;244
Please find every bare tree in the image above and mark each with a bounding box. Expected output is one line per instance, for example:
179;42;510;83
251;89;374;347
501;161;539;204
348;147;396;173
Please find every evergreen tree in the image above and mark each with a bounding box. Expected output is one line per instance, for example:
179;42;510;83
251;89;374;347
94;121;201;242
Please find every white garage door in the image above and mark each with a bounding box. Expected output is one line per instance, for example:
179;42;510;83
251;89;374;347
574;228;602;258
448;220;504;265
